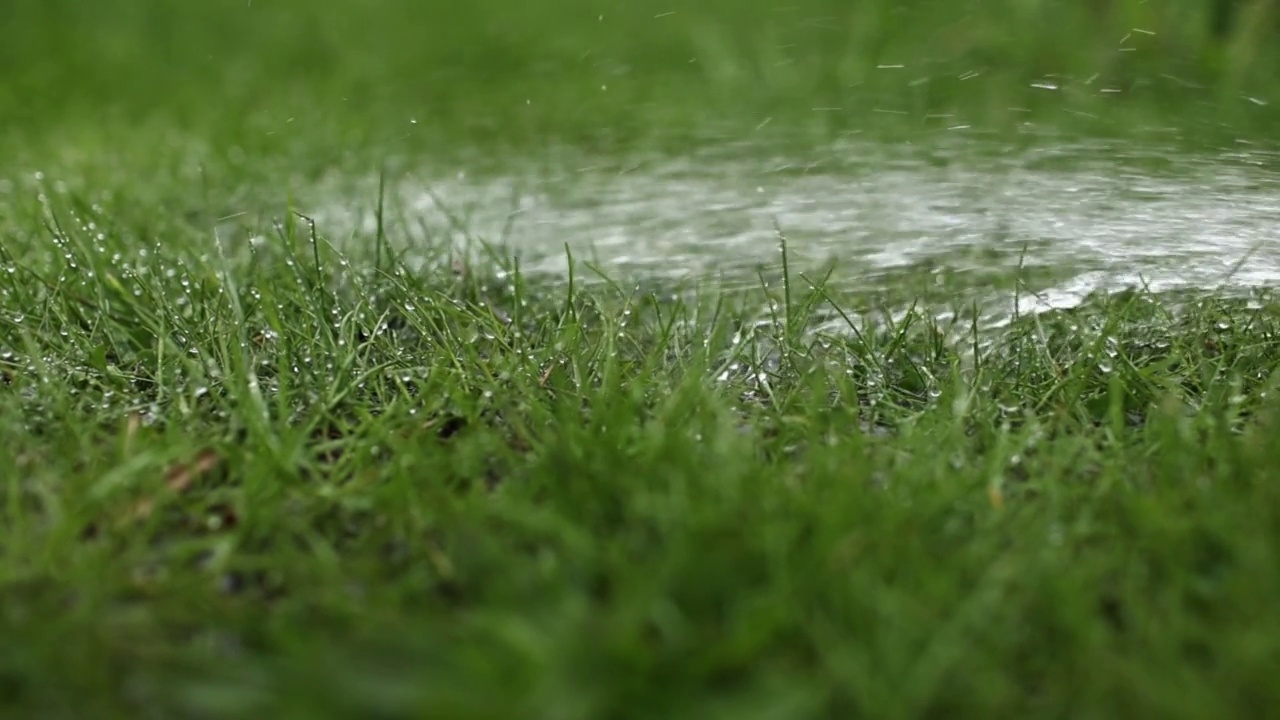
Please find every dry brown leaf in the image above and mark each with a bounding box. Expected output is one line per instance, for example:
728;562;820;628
130;448;223;521
166;448;222;493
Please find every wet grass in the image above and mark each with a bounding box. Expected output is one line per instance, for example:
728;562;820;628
6;1;1280;717
3;188;1280;718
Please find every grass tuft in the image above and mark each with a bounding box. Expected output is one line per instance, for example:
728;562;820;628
3;188;1280;716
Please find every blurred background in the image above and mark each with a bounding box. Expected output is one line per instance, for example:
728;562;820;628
3;0;1279;158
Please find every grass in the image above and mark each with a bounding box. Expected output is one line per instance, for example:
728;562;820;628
5;0;1280;166
6;0;1280;717
3;190;1280;717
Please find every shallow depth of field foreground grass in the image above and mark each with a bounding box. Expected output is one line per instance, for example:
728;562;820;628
1;197;1280;717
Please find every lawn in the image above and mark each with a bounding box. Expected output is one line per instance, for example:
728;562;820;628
3;1;1280;718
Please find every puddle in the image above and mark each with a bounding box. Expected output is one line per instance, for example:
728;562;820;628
319;138;1280;313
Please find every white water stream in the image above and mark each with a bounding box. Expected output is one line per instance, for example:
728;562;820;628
322;139;1280;313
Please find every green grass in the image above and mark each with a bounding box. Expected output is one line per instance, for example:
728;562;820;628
6;0;1280;717
3;191;1280;717
5;0;1280;164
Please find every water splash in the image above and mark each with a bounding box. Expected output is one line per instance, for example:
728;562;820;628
321;138;1280;311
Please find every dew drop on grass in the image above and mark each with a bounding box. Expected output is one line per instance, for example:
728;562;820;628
1097;359;1113;373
